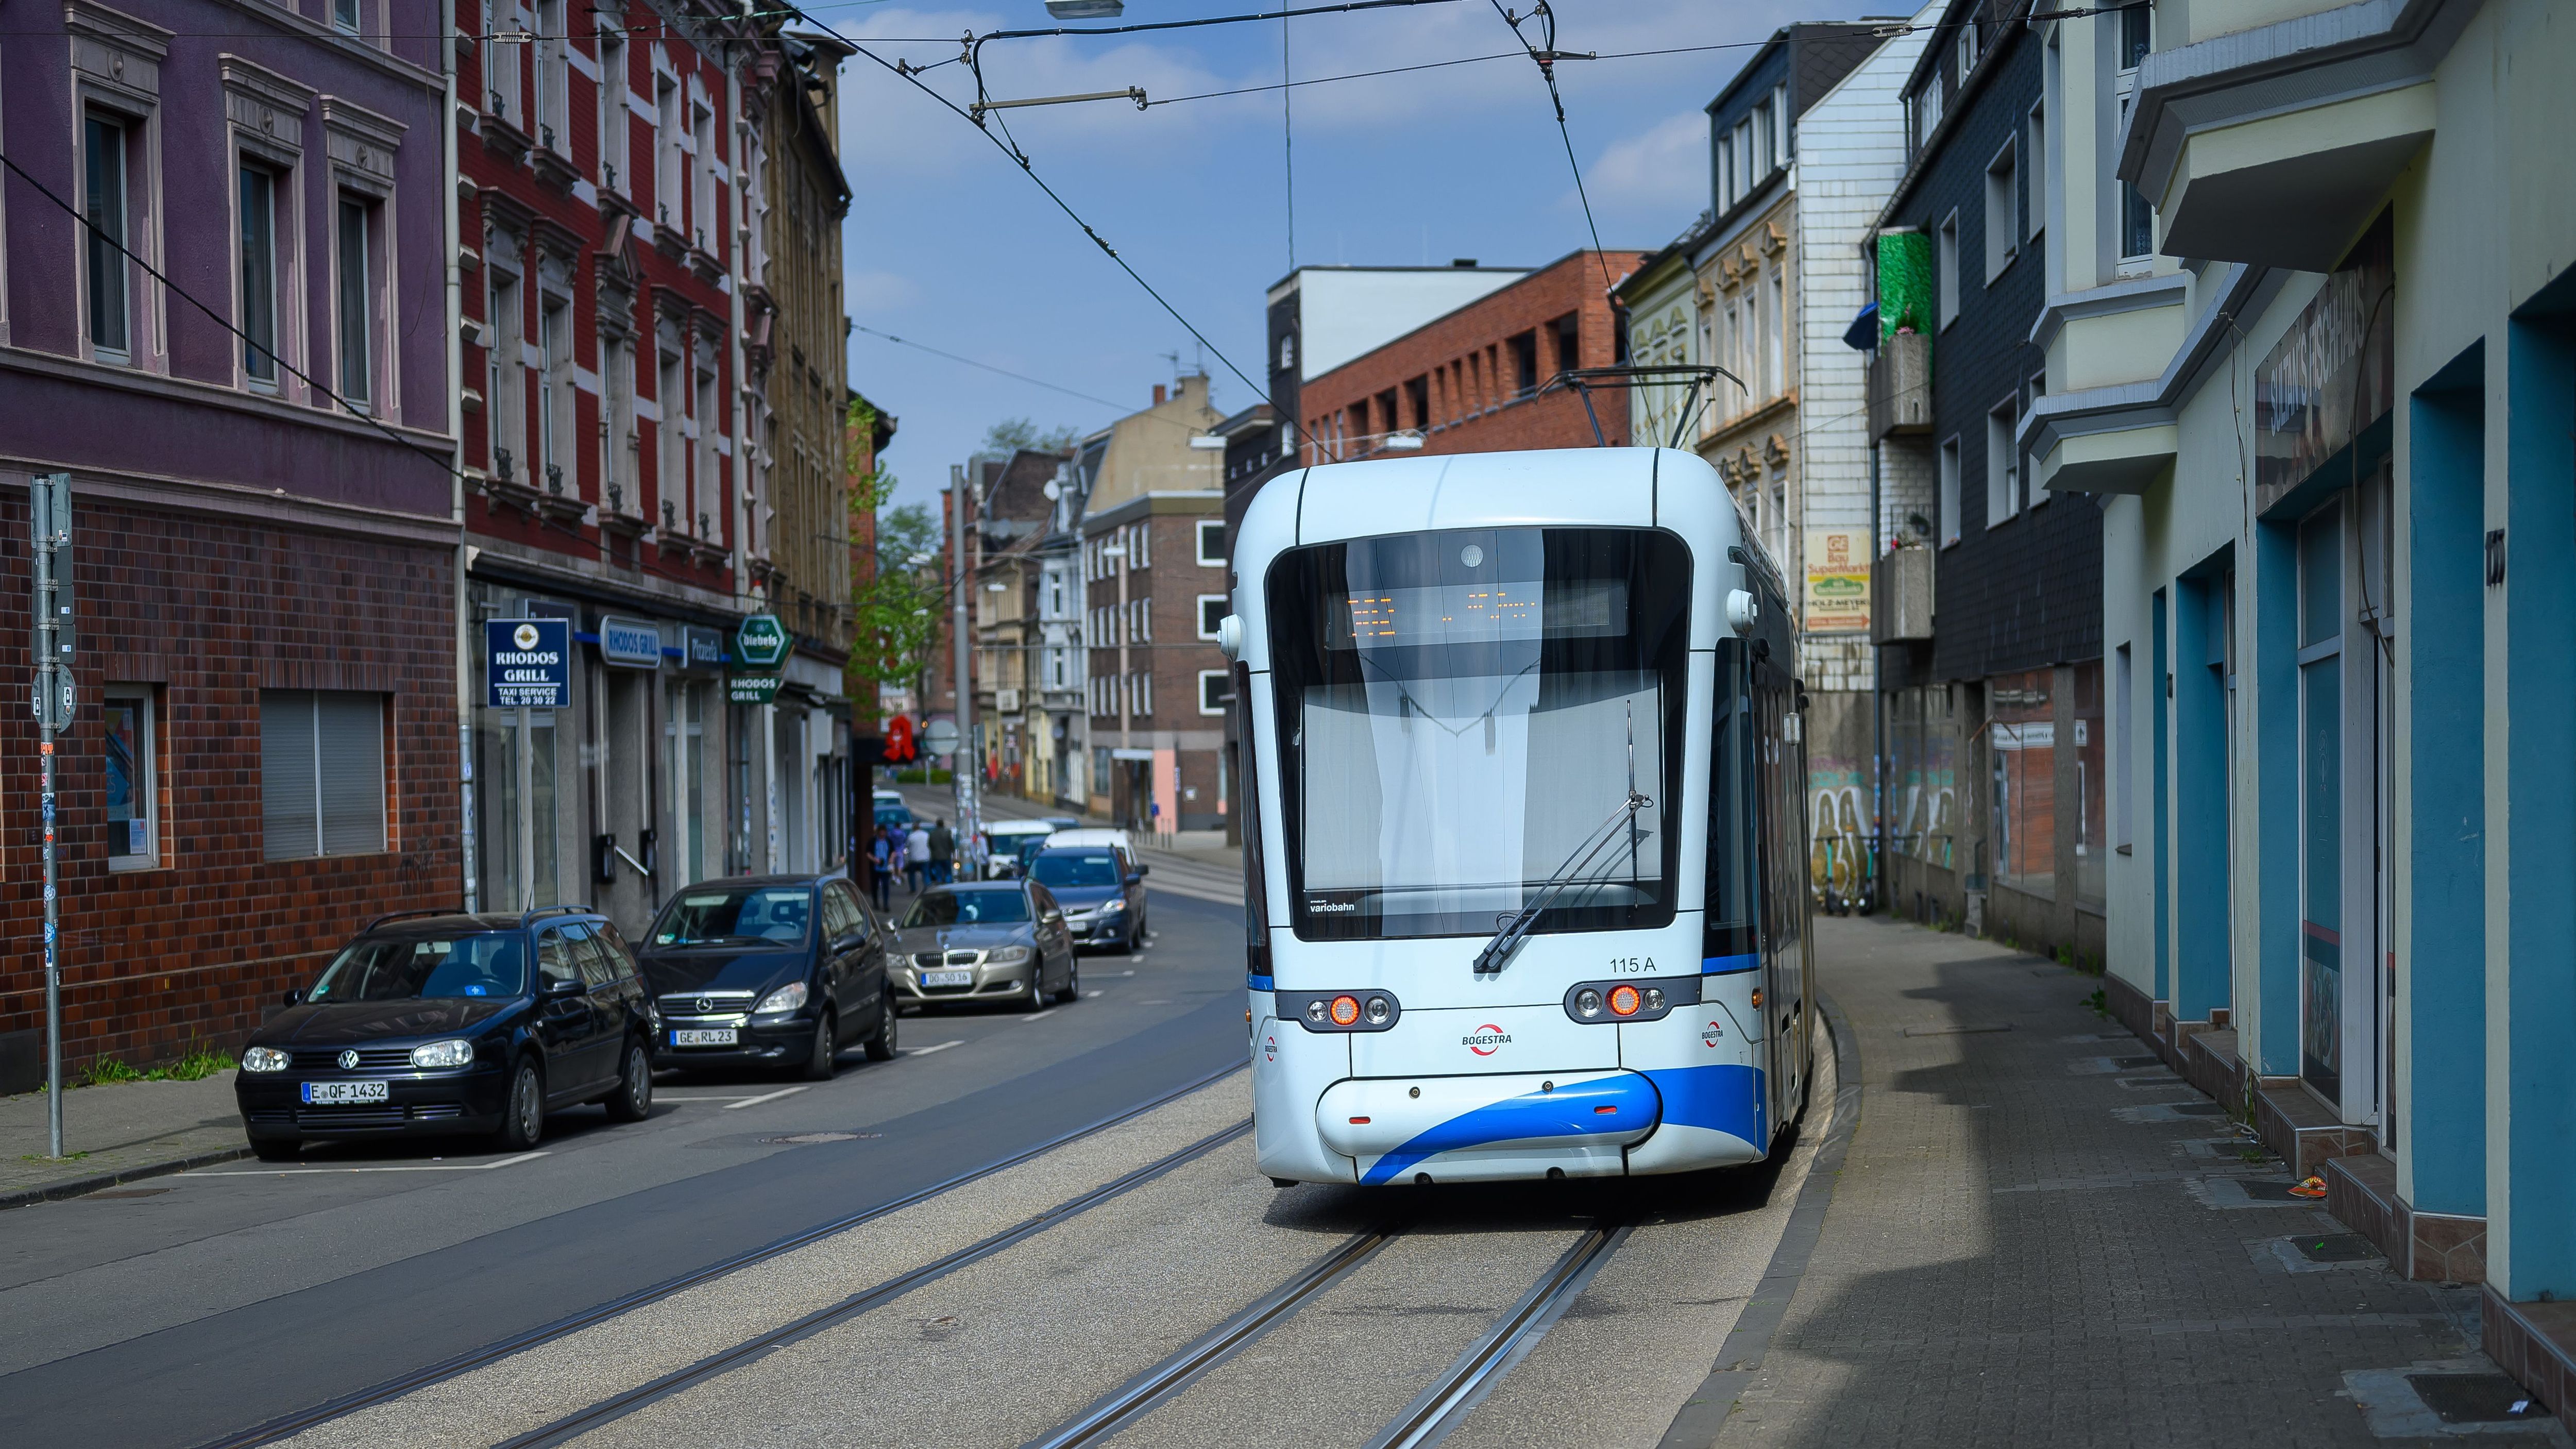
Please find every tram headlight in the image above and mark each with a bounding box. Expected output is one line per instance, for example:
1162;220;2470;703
1573;988;1602;1019
1304;999;1328;1026
1329;995;1362;1027
1364;996;1392;1025
1607;984;1642;1018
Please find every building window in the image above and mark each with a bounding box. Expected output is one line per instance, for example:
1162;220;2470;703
488;258;524;478
2026;102;2047;242
1278;331;1296;372
690;100;715;251
239;163;279;386
1938;435;1961;546
1987;398;2019;525
1197;595;1228;639
533;0;568;150
261;689;386;861
653;75;680;229
83;113;131;360
1195;518;1226;565
104;688;158;869
1937;211;1959;329
1140;672;1154;716
1766;268;1785;398
336;193;374;410
2115;5;2155;267
1509;330;1539;399
1198;670;1231;716
598;30;627;190
1956;19;1978;78
1985;138;2018;283
602;334;634;509
334;0;360;35
693;357;718;532
1772;82;1790;166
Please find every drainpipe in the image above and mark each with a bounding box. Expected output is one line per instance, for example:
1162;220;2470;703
444;0;476;912
1869;435;1884;915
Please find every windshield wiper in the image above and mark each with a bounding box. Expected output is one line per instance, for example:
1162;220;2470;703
1471;700;1654;976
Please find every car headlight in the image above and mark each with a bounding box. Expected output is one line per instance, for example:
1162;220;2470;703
242;1046;290;1072
1097;897;1127;915
410;1039;475;1069
756;981;810;1015
989;946;1032;964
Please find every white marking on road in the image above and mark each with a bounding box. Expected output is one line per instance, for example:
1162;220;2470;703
1020;1008;1056;1022
1083;990;1104;999
196;1151;551;1177
657;1094;767;1102
906;1040;965;1057
722;1085;812;1110
1117;970;1136;978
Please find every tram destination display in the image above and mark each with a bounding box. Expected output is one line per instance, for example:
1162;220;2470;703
1325;579;1627;649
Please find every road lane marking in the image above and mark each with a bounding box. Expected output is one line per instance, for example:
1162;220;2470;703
721;1085;812;1110
658;1094;768;1102
906;1040;965;1056
1020;1009;1055;1022
1084;990;1104;999
195;1151;551;1176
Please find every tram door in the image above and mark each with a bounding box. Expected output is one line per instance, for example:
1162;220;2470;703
1751;638;1808;1131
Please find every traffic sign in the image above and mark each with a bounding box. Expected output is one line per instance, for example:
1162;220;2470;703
922;718;959;757
735;614;789;670
485;618;570;709
30;665;72;732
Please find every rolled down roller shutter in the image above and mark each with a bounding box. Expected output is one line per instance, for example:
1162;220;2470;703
261;689;386;860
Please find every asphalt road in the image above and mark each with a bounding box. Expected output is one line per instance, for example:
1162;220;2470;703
0;886;1251;1449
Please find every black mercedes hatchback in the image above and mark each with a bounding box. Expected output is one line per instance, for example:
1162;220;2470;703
234;906;659;1160
636;874;897;1077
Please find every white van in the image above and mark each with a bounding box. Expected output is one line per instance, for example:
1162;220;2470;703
1041;827;1134;855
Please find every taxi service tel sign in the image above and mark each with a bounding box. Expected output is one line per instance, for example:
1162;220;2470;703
485;617;570;709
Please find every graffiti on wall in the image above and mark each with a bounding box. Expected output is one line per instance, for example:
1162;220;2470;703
1809;756;1869;903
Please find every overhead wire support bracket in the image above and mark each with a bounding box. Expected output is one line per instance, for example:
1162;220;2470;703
1539;365;1747;449
968;86;1146;120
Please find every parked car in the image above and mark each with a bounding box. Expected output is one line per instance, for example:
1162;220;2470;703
638;875;897;1079
1026;843;1148;952
890;881;1077;1009
980;819;1059;878
1041;826;1134;854
233;906;658;1160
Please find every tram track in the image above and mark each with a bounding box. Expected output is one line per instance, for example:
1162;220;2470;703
195;1060;1248;1449
1023;1216;1629;1449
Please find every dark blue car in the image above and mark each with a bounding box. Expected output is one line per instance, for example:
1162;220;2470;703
1026;845;1149;952
233;906;658;1160
637;875;897;1078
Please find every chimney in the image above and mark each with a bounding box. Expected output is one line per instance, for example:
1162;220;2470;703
1153;383;1167;406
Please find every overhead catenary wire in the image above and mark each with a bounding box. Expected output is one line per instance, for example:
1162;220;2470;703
1483;1;1614;300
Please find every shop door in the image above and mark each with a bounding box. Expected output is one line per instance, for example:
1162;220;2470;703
2297;501;2346;1107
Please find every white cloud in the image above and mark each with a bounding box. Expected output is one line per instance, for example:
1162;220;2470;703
1585;110;1708;214
844;268;923;312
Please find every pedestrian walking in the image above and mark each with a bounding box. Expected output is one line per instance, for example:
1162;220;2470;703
906;821;931;894
927;818;956;885
869;827;894;912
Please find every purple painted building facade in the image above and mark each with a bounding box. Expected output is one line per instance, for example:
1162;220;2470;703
0;0;461;1088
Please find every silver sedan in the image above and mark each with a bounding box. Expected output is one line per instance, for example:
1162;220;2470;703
888;882;1079;1010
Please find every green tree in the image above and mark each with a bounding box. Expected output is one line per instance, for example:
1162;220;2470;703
981;417;1083;456
844;399;945;696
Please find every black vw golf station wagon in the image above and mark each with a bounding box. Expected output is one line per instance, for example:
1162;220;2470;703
233;906;659;1159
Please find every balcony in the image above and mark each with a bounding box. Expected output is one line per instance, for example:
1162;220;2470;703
2120;0;2472;270
1871;545;1934;644
1868;332;1931;441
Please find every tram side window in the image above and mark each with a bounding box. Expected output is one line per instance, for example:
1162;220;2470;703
1235;662;1269;969
1706;653;1754;937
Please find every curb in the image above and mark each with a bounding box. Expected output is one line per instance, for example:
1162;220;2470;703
1656;987;1864;1449
0;1143;252;1211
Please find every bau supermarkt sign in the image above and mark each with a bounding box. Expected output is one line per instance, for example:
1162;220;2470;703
727;613;790;704
485;618;570;709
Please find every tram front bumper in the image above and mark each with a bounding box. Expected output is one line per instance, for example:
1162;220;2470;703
1316;1069;1659;1185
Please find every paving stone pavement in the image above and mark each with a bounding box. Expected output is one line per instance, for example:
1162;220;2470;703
0;1071;247;1206
1710;916;2559;1449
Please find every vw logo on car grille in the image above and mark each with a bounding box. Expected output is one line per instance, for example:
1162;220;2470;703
337;1050;360;1070
695;997;714;1015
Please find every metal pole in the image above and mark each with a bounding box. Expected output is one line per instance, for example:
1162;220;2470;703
950;468;979;874
31;474;67;1158
517;704;535;909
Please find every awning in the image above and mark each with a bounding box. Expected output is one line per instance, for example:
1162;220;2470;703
1841;300;1878;352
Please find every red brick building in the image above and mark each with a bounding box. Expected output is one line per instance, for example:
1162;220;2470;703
1295;250;1646;462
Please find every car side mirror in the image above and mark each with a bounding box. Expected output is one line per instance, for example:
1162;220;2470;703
1124;872;1144;887
1135;863;1150;877
283;987;302;1006
543;975;585;999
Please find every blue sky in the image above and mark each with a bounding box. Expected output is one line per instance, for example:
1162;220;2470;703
827;0;1874;509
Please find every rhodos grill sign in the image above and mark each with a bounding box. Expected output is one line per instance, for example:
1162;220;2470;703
485;618;570;709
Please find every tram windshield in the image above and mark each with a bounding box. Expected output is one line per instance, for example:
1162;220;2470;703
1266;527;1691;941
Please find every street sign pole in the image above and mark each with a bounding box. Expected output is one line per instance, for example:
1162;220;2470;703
949;469;980;875
29;474;70;1159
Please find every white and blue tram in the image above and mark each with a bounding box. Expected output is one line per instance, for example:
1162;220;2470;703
1222;447;1815;1186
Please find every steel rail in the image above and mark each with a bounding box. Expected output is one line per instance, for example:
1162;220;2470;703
195;1059;1248;1449
1365;1221;1631;1449
498;1114;1255;1448
1022;1228;1401;1449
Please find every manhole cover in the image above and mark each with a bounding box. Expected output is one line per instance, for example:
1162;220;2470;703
2289;1232;2378;1263
2404;1373;2542;1424
759;1132;880;1144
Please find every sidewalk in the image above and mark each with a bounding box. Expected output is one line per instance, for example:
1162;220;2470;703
0;1071;248;1208
1704;916;2557;1448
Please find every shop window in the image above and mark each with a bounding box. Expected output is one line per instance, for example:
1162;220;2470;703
262;690;386;861
104;688;158;869
1988;671;2054;900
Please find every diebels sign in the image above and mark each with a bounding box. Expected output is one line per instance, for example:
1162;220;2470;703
734;614;789;669
486;618;570;709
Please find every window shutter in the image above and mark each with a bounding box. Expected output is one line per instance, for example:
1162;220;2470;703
262;690;318;860
318;692;386;854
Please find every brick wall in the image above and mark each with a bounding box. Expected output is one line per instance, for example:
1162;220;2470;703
0;494;459;1088
1298;251;1646;460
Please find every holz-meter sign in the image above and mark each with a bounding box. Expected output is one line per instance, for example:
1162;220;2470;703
485;618;570;709
1803;528;1870;634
